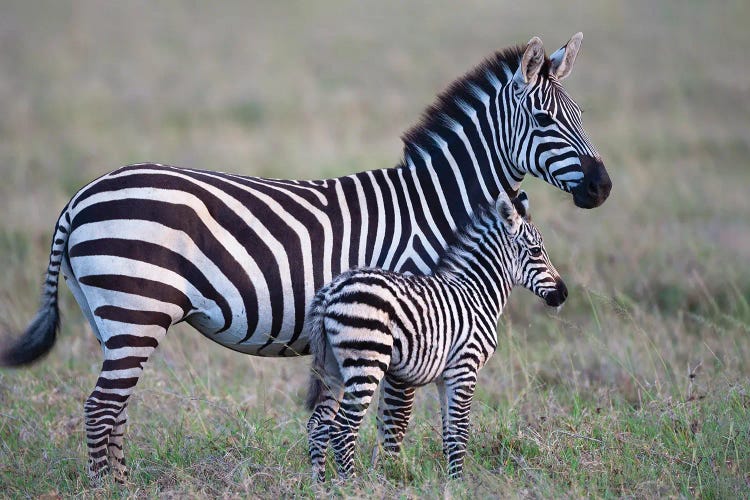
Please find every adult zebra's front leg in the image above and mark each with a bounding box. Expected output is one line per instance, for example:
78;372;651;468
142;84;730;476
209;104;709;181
374;376;416;463
85;316;169;481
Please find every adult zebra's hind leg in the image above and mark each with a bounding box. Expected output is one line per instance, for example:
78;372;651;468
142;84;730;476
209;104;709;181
107;406;129;481
85;319;168;481
374;376;415;464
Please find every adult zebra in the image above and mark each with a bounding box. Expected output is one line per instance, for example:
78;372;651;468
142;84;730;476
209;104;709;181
1;33;610;479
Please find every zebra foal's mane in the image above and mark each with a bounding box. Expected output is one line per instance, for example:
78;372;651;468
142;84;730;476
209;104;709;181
434;192;532;275
433;200;504;274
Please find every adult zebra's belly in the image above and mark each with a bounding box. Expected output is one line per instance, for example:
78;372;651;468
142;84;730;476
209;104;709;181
67;211;317;358
185;303;313;357
64;164;431;358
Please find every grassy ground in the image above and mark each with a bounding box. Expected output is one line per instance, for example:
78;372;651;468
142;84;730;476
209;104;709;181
1;0;749;497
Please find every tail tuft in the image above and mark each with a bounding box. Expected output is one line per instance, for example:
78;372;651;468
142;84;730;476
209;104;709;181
1;298;59;367
305;375;326;412
1;204;69;368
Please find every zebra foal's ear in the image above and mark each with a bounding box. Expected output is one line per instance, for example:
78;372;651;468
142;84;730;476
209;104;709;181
495;195;522;235
514;36;545;86
511;190;531;221
549;32;583;80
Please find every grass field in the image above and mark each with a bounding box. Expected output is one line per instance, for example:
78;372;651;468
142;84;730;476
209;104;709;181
1;0;749;497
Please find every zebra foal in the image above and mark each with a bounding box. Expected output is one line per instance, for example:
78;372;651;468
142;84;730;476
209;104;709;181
305;191;567;480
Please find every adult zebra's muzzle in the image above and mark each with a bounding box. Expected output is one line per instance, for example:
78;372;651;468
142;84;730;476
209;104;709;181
571;155;612;209
544;279;568;307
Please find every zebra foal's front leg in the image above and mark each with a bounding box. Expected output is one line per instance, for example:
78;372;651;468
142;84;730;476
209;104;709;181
439;372;478;479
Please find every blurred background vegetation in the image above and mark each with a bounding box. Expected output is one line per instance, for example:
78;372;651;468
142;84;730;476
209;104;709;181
0;0;748;497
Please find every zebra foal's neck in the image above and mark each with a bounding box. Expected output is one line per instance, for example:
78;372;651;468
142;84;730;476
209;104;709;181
431;199;515;310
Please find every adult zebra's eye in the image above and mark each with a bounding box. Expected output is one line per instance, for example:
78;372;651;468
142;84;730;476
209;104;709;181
529;246;542;257
534;112;554;127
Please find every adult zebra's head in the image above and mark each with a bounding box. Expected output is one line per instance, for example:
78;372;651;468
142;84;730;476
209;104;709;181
497;191;567;307
508;33;611;209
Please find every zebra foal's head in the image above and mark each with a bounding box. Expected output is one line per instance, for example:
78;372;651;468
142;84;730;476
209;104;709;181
496;191;567;307
509;33;611;209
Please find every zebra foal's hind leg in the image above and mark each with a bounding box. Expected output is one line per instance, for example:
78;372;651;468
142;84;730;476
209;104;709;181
308;383;343;482
85;318;168;481
374;376;415;464
330;367;387;479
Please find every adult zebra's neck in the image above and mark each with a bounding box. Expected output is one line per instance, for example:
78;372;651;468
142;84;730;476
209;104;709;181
397;46;526;245
339;47;531;276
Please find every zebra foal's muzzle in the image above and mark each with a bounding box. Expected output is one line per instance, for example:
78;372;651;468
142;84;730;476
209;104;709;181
544;278;568;307
571;155;612;209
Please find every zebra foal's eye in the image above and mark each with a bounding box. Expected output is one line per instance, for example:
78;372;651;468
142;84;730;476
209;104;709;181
529;246;542;257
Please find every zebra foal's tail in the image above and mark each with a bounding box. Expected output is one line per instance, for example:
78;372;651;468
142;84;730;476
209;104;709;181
304;281;334;411
1;205;71;366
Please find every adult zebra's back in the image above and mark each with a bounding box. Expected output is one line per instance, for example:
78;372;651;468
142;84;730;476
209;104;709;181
1;33;610;480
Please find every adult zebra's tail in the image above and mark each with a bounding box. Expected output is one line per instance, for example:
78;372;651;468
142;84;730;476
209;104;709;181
1;205;70;366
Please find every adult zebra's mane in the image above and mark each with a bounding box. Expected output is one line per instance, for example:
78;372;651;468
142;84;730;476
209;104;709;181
400;44;544;162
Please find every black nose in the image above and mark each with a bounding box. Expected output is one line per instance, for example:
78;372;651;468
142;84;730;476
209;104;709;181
544;279;568;307
572;155;612;209
588;168;612;198
586;171;612;199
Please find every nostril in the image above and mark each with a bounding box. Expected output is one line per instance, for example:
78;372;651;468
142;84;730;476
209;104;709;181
587;180;600;196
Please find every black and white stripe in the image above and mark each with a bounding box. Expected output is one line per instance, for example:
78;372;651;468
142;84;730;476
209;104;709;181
305;191;567;480
1;33;608;480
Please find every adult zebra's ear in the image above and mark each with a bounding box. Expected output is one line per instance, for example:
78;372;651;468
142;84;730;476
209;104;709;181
496;196;522;235
549;32;583;80
511;190;531;221
514;36;545;86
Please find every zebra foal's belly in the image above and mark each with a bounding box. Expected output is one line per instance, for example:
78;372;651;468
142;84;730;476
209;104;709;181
387;326;451;386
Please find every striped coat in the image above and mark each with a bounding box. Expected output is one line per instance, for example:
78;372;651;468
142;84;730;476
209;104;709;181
305;191;567;480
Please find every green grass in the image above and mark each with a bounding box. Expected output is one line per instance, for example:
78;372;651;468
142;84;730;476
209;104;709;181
1;0;750;497
2;346;748;497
